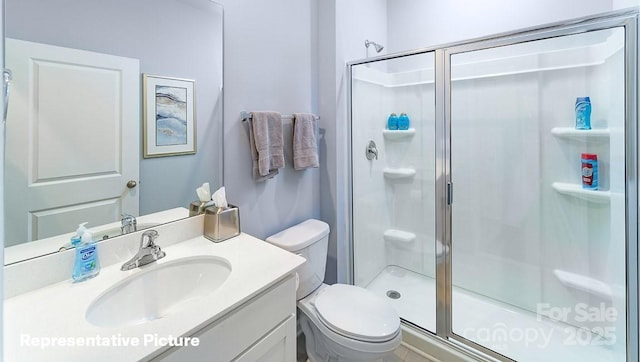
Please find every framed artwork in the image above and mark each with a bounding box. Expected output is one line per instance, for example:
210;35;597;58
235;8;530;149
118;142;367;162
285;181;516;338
143;74;196;158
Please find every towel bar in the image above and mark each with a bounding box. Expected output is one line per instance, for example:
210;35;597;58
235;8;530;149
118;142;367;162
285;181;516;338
241;111;319;122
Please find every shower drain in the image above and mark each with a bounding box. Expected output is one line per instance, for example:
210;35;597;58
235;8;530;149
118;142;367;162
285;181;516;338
386;290;401;299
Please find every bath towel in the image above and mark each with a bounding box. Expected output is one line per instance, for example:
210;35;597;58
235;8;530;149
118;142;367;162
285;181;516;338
250;111;284;177
246;117;278;181
293;113;319;170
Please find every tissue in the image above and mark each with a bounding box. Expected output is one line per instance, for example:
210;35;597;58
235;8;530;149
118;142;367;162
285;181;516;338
207;186;228;209
191;183;213;216
196;182;211;202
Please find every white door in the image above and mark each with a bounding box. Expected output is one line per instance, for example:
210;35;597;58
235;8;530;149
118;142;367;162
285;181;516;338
5;38;140;246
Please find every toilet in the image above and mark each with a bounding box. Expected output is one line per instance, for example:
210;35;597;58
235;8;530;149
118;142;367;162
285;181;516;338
266;219;402;361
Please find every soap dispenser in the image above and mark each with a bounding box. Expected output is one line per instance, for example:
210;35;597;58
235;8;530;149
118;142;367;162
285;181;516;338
70;222;87;247
72;222;100;282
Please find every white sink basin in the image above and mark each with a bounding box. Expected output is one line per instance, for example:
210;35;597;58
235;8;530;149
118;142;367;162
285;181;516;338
85;256;231;328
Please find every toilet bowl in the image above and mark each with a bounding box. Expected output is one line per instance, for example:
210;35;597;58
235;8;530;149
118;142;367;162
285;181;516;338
266;219;401;361
298;284;402;361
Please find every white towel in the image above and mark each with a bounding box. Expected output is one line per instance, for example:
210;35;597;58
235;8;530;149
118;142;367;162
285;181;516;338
293;113;319;170
248;111;284;179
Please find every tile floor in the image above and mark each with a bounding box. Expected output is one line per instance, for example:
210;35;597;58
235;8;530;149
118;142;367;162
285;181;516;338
390;343;439;362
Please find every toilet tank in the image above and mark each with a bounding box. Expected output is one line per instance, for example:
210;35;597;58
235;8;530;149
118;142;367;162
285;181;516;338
266;219;330;300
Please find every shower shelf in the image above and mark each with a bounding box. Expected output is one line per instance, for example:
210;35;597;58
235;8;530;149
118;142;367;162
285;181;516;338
383;168;416;179
553;269;612;299
551;127;610;142
383;128;416;140
551;182;610;203
383;229;416;243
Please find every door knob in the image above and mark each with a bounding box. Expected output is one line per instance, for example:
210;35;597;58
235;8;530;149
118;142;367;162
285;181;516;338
126;180;137;189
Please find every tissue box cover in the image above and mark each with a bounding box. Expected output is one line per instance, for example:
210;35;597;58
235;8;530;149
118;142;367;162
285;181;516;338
204;204;240;242
189;201;208;216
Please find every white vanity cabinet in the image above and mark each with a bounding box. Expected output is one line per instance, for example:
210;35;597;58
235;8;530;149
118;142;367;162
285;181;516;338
153;274;297;362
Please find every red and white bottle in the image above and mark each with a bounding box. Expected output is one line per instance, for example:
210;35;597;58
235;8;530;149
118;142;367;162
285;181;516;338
581;153;598;190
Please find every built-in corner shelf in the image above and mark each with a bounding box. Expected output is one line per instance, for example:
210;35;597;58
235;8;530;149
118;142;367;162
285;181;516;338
553;269;613;299
551;127;610;142
383;229;416;243
383;167;416;179
383;128;416;141
551;182;610;204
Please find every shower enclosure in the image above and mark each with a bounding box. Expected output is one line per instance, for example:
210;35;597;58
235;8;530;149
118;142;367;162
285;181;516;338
348;10;638;362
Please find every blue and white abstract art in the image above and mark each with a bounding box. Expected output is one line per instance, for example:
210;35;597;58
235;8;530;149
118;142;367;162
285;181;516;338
143;74;195;158
155;85;188;146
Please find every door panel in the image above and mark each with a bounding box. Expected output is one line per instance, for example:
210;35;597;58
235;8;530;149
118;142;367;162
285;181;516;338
30;198;120;240
32;59;121;180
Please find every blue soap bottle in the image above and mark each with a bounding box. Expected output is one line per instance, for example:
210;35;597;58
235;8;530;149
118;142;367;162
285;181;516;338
575;97;592;130
387;113;398;130
398;113;410;130
72;223;100;282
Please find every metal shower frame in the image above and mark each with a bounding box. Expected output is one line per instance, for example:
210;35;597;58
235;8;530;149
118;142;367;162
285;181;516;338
346;8;638;362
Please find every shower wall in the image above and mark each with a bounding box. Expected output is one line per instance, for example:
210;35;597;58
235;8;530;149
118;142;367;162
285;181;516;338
451;29;625;330
539;37;627;339
450;70;543;309
352;70;395;287
352;58;436;288
446;28;628;360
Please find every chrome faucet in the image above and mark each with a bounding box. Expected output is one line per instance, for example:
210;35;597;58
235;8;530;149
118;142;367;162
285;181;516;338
120;230;166;271
121;213;137;234
366;140;378;160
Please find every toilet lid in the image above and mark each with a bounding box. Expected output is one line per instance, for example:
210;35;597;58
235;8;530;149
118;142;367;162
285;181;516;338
313;284;400;343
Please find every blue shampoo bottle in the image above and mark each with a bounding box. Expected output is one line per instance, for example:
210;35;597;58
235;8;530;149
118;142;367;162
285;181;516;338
398;113;410;130
387;113;398;130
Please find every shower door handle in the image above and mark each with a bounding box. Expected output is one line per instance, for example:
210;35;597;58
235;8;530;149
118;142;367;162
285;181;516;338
366;140;378;160
3;69;12;124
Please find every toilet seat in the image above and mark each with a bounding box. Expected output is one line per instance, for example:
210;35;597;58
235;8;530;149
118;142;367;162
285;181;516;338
313;284;400;343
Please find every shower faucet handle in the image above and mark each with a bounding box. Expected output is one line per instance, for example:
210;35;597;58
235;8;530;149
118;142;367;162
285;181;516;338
366;140;378;160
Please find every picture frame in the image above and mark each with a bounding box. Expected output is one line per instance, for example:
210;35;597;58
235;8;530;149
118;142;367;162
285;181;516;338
143;74;196;158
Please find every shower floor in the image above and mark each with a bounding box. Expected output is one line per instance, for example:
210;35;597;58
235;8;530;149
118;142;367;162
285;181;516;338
365;266;621;362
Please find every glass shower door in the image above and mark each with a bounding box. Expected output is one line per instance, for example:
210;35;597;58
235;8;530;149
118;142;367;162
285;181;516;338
449;27;628;361
350;52;437;332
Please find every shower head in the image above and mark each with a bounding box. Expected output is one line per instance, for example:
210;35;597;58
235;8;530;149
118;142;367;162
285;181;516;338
365;40;384;53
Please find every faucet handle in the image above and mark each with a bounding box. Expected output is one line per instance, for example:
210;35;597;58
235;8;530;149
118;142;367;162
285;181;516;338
121;213;136;222
120;213;138;234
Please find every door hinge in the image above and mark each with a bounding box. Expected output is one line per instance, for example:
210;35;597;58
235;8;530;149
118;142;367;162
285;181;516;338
446;182;453;205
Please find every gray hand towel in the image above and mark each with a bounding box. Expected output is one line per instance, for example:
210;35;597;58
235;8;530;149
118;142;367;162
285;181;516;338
252;111;284;177
293;113;319;170
246;118;279;181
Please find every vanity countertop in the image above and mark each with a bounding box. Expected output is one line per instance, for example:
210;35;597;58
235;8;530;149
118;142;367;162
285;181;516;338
4;232;305;362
